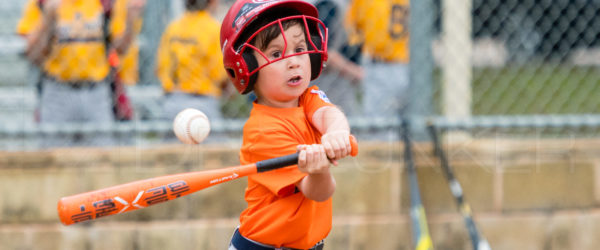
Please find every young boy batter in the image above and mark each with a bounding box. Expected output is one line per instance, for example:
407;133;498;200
220;0;353;249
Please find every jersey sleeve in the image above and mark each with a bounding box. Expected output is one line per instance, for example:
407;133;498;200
301;86;335;125
241;128;306;197
16;0;42;36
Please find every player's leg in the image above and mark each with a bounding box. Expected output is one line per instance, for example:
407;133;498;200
363;61;409;118
162;93;187;121
362;61;409;141
80;80;115;147
189;96;222;121
39;77;79;148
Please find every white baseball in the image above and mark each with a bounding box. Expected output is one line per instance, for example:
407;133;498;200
173;108;210;144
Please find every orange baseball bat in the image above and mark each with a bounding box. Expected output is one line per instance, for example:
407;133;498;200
58;136;358;225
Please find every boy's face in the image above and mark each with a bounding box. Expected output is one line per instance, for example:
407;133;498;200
253;24;312;107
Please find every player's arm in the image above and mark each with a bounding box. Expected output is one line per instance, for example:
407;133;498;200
112;0;146;55
326;51;364;81
24;0;59;65
296;144;336;202
312;106;352;164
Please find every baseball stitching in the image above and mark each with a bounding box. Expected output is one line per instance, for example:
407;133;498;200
186;114;207;144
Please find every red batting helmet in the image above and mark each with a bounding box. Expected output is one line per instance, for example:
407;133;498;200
220;0;328;94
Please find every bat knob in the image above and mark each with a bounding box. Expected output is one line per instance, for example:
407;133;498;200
349;135;358;156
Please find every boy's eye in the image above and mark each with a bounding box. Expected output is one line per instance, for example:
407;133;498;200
295;46;306;53
270;51;282;58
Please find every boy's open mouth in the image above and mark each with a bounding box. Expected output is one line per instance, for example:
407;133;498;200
287;75;303;86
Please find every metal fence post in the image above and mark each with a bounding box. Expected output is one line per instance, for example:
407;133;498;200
442;0;472;120
408;0;435;139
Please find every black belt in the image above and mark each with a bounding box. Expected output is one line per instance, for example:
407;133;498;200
231;228;324;250
42;74;103;89
164;92;210;98
371;57;406;64
68;81;99;89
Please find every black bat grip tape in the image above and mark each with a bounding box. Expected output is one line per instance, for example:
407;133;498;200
256;153;300;173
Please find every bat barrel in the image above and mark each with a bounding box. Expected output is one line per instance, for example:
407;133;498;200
58;165;258;225
57;174;189;225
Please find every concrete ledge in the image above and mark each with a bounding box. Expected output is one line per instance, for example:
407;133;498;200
4;210;600;250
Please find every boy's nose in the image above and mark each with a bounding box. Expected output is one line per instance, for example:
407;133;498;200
286;55;301;69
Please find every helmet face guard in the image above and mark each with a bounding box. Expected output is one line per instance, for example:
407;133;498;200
238;15;328;78
221;0;328;94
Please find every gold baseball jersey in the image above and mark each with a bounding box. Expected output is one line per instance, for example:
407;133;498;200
110;0;143;85
17;0;110;82
156;11;226;97
346;0;410;63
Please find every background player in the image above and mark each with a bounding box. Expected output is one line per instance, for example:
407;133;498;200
346;0;410;135
16;0;144;147
156;0;228;122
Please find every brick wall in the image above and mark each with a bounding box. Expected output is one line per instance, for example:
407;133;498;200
1;138;599;250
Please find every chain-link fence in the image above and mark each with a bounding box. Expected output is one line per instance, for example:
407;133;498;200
427;0;600;141
432;0;600;117
0;0;598;150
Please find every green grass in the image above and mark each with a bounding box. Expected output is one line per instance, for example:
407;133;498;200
433;64;600;115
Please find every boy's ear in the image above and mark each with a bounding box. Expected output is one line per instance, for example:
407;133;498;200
242;51;259;94
309;35;324;80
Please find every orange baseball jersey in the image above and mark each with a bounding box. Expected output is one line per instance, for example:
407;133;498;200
17;0;110;82
110;0;143;85
156;11;226;97
238;86;334;249
346;0;410;63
